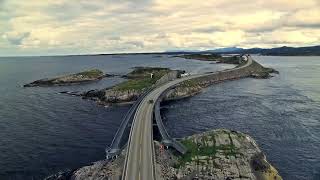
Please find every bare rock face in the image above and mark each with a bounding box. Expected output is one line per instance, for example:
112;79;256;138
165;84;203;101
70;149;126;180
155;129;282;180
103;89;142;104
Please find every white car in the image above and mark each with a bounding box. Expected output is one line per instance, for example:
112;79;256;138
180;73;190;77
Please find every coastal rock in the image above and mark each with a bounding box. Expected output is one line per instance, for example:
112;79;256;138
155;129;282;180
103;89;142;104
58;129;281;180
165;84;203;101
81;67;184;105
69;147;127;180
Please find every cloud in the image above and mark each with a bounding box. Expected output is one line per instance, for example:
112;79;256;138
3;31;30;45
0;0;319;56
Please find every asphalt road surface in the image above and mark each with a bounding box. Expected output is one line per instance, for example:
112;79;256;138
122;56;253;180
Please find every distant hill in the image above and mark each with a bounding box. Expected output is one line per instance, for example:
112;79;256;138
213;45;320;56
204;47;244;53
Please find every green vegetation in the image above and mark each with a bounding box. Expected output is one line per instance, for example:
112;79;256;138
219;56;241;64
126;67;171;79
76;69;104;78
113;67;171;91
175;133;241;167
179;54;222;61
179;79;200;87
114;78;157;91
179;53;241;64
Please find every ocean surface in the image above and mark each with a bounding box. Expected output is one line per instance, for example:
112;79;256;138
0;55;319;179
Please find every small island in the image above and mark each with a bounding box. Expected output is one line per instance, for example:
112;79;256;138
177;53;242;64
82;67;185;105
44;56;282;180
64;129;282;180
81;55;278;106
24;69;109;87
159;129;282;179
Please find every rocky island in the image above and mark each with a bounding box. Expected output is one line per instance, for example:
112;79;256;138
81;67;185;105
57;129;281;180
44;55;281;180
81;55;278;106
24;69;109;87
177;53;243;64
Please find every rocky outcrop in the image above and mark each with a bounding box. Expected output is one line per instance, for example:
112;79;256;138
156;129;282;180
57;129;281;180
24;69;110;87
69;147;127;180
164;83;203;101
101;89;142;104
81;67;184;105
80;60;278;105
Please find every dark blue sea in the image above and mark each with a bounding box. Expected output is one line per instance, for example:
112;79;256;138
0;55;319;179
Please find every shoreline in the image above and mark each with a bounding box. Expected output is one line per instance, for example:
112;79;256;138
45;56;281;179
51;129;282;180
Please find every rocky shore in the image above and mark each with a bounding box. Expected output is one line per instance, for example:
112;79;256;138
79;57;278;106
53;129;281;180
80;67;185;105
43;56;281;179
156;129;282;180
24;69;110;87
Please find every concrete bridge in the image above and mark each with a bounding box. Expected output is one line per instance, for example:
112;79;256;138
107;55;267;179
105;89;153;160
154;88;187;154
121;56;261;180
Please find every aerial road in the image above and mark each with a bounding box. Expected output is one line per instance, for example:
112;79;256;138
122;56;253;180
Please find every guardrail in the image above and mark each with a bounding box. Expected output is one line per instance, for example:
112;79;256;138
154;87;187;154
106;88;153;159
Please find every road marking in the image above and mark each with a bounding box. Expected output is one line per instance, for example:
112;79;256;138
122;56;252;180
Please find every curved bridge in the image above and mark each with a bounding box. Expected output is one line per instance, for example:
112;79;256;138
106;89;152;160
121;56;263;180
154;88;187;154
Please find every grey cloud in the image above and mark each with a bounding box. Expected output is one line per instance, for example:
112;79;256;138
245;24;282;33
127;40;144;48
193;25;224;33
45;2;102;21
4;32;30;45
108;36;121;41
106;0;153;5
287;22;320;29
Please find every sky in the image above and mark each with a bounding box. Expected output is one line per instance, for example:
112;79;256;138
0;0;319;56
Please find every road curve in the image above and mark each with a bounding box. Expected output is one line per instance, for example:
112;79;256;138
122;56;253;180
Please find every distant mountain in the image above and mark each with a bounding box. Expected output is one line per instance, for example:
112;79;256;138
205;47;244;53
212;45;320;56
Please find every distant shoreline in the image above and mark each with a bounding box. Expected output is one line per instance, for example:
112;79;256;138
1;45;319;58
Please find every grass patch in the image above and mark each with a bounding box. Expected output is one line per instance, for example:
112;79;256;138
175;134;241;168
179;79;200;88
176;138;217;167
76;69;104;78
114;78;156;91
179;54;241;64
179;54;222;61
127;67;171;79
113;68;171;91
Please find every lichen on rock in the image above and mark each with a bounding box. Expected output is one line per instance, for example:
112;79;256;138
155;129;282;180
